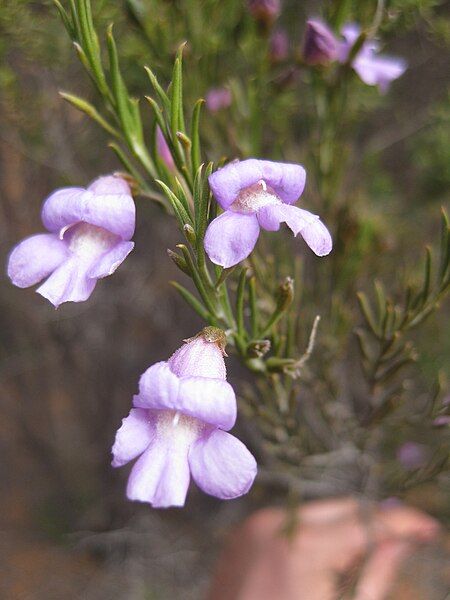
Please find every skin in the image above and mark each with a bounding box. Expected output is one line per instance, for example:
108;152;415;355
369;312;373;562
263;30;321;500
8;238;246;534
208;498;440;600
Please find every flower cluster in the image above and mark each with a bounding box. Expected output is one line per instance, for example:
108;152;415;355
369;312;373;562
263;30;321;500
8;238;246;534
112;328;257;508
303;20;407;92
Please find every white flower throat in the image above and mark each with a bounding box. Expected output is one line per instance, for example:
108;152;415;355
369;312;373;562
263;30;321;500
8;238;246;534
231;180;282;214
65;223;117;259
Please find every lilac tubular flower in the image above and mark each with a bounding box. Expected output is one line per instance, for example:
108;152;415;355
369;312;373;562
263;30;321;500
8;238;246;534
156;126;175;170
112;328;257;508
303;19;338;65
7;175;135;307
204;159;332;268
338;23;407;93
205;87;232;113
270;29;289;63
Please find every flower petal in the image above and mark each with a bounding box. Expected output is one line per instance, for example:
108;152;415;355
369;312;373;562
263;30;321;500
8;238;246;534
41;177;135;240
178;377;236;430
133;362;180;410
189;429;257;500
36;257;97;307
208;159;306;209
87;241;135;279
353;54;407;92
87;175;131;195
112;408;155;467
258;204;332;256
7;233;69;288
204;211;260;268
168;336;226;379
126;429;191;508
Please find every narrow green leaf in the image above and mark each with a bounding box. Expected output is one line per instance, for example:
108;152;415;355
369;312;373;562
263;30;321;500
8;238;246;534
236;268;248;339
420;246;432;306
76;0;109;97
108;143;146;189
373;279;386;328
59;91;120;137
170;281;210;321
439;208;450;280
249;276;258;338
191;99;204;172
54;0;75;38
356;292;380;337
144;66;170;113
156;180;193;227
106;24;134;142
176;245;217;316
174;178;192;216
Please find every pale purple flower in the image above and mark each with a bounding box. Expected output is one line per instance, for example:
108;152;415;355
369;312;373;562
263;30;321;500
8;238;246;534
396;442;428;470
303;19;338;65
247;0;280;26
204;159;332;268
112;328;257;508
205;87;232;113
7;175;135;307
270;29;289;62
156;126;175;170
338;23;407;93
433;415;450;427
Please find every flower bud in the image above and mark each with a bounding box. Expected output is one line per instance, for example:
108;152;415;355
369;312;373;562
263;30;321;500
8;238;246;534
303;19;338;65
269;29;289;63
167;248;190;275
247;339;271;358
156;126;175;171
247;0;281;28
276;276;294;312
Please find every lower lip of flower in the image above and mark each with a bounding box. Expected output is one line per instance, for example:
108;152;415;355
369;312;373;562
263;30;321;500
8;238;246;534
230;181;282;214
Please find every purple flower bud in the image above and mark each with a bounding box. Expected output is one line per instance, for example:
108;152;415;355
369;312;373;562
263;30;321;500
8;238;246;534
205;87;232;113
303;19;338;65
204;159;332;268
270;29;289;62
156;126;175;171
247;0;281;27
112;327;257;508
396;442;428;470
7;175;135;307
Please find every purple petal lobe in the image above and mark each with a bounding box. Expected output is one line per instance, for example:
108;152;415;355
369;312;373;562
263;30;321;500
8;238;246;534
178;377;236;430
126;415;193;507
353;54;407;93
208;159;306;209
87;241;134;279
204;212;260;268
87;175;131;195
112;408;155;467
133;362;180;410
189;429;257;499
168;336;226;379
7;233;69;288
258;204;332;256
36;257;97;308
41;178;135;240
